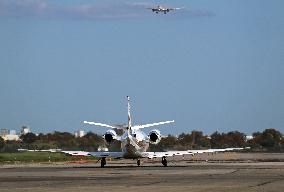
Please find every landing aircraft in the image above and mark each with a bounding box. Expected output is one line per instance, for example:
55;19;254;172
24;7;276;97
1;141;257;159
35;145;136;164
64;96;246;167
147;5;183;14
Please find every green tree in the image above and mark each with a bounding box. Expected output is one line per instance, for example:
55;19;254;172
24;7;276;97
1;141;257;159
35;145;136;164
210;131;225;148
178;133;193;147
150;134;178;151
0;137;5;150
190;131;211;149
160;135;178;149
81;132;104;151
224;131;246;147
2;140;21;152
248;129;284;151
20;133;37;144
261;129;282;147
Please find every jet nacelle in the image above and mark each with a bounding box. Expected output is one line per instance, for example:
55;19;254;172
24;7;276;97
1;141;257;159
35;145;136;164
149;129;161;144
104;129;119;144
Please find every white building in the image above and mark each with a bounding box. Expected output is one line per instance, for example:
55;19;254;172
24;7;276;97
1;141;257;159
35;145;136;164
74;129;86;138
9;130;17;135
2;134;20;141
0;128;20;141
0;128;8;136
245;135;253;141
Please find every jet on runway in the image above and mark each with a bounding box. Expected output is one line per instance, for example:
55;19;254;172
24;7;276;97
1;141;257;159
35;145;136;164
64;96;246;167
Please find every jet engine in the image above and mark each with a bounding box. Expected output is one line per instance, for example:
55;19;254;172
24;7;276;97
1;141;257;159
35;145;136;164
104;130;118;144
148;129;162;144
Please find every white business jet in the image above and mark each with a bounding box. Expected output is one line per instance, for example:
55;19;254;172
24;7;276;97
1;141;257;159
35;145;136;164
63;96;246;167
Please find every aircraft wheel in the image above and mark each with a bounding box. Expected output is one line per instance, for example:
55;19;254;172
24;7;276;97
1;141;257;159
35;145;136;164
137;159;141;166
101;157;106;168
161;156;167;167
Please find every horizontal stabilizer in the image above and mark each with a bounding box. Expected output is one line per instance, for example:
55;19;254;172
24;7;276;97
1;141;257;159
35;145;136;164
83;121;124;129
132;120;174;129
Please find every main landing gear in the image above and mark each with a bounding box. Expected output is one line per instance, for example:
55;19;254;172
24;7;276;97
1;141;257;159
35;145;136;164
161;156;167;167
101;157;106;168
137;159;141;166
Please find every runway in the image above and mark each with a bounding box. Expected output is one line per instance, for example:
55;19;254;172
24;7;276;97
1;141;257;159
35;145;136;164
0;161;284;192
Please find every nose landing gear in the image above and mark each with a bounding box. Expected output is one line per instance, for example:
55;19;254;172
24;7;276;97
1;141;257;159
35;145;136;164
101;157;106;168
137;159;141;166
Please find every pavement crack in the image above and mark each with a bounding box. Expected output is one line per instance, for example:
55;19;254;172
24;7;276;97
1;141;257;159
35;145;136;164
250;177;284;188
256;180;273;187
230;169;239;174
208;169;239;177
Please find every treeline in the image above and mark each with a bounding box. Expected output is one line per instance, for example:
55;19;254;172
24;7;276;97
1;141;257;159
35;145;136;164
150;128;284;152
0;132;106;153
0;128;283;153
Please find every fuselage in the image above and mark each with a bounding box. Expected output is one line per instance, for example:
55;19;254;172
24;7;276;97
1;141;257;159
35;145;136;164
84;96;173;159
120;128;149;158
152;6;170;14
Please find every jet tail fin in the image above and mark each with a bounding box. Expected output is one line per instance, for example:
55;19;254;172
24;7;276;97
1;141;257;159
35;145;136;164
127;96;132;129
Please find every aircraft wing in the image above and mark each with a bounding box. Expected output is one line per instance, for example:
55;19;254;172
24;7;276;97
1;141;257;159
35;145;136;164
188;147;247;154
62;151;91;156
88;151;124;158
141;151;193;159
62;151;124;158
172;7;184;10
18;149;62;153
142;147;247;159
132;120;174;129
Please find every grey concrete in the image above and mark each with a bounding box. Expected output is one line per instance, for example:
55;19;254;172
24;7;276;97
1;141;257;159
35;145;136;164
0;153;284;192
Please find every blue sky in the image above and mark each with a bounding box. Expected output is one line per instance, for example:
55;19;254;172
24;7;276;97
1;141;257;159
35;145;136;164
0;0;283;135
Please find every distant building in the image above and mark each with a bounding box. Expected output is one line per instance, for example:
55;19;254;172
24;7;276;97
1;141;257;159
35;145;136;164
245;135;253;141
74;129;86;138
0;128;19;141
9;130;17;135
21;126;30;135
0;128;8;136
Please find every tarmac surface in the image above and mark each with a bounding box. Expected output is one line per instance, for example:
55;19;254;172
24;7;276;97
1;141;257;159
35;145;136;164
0;153;284;192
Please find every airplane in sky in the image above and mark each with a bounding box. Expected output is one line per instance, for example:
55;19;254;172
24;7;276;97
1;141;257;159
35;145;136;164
147;5;183;14
64;96;246;167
